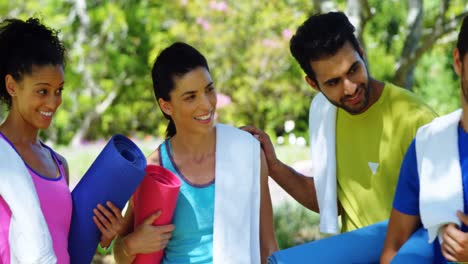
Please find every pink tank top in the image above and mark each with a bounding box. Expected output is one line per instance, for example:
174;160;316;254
0;135;72;264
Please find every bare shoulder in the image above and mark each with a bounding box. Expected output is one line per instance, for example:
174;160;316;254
146;147;161;166
55;151;67;164
55;152;70;184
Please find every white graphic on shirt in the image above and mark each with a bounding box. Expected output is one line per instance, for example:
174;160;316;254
368;162;379;175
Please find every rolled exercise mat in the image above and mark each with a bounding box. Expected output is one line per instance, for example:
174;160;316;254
268;220;389;264
133;164;181;264
391;227;433;263
68;134;147;264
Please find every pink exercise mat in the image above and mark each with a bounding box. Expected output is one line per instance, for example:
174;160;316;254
133;164;181;264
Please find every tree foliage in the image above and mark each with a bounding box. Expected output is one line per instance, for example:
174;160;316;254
1;0;466;144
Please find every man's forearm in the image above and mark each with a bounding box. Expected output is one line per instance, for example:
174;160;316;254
269;160;319;212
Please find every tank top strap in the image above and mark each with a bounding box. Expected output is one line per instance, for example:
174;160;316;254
0;132;64;180
41;143;62;165
39;142;66;177
158;139;174;171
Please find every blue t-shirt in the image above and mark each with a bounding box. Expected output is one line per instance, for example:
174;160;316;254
393;124;468;263
159;140;215;264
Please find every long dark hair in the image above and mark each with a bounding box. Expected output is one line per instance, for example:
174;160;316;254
457;15;468;59
151;42;209;138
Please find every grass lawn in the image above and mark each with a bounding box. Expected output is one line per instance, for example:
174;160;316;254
55;136;162;189
57;136;311;190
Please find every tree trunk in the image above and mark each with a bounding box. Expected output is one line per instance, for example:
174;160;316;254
313;0;337;13
70;90;118;146
69;0;123;146
346;0;372;47
393;0;423;90
312;0;373;50
345;0;372;70
392;0;468;90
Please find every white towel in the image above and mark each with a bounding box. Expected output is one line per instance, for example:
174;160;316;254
309;92;339;234
0;138;56;263
213;123;261;264
415;109;463;243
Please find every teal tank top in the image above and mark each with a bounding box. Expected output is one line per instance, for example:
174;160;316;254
160;140;215;264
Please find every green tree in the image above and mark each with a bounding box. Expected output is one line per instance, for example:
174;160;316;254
1;0;467;144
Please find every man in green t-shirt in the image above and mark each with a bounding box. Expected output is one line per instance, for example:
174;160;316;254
242;11;436;234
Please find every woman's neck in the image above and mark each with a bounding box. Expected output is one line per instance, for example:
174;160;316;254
170;127;216;159
0;114;39;145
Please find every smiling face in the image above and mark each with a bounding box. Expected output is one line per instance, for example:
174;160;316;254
307;41;371;114
6;64;64;130
158;66;217;135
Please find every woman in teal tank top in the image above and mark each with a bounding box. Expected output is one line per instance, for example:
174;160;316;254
114;42;278;264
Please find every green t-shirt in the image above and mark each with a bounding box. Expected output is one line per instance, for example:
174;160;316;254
335;83;437;232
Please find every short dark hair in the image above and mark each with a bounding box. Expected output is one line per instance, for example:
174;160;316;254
151;42;209;138
0;17;65;107
457;15;468;59
290;11;360;82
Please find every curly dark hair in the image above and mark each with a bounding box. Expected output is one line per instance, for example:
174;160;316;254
0;17;65;107
290;12;361;83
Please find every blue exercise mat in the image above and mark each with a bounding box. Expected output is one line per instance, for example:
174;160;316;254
268;220;433;264
392;227;433;263
68;134;147;264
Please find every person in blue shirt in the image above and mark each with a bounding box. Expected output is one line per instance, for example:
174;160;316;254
381;15;468;263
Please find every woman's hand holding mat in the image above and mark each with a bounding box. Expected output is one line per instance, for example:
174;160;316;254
68;134;147;264
132;165;181;264
124;211;175;255
93;201;125;248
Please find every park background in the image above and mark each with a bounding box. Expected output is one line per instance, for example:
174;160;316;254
1;0;468;262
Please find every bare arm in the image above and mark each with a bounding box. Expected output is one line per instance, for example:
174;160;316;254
259;150;278;262
380;209;421;264
113;200;137;263
268;160;319;212
241;125;319;212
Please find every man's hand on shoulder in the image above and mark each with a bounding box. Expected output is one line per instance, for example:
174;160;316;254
240;125;281;174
